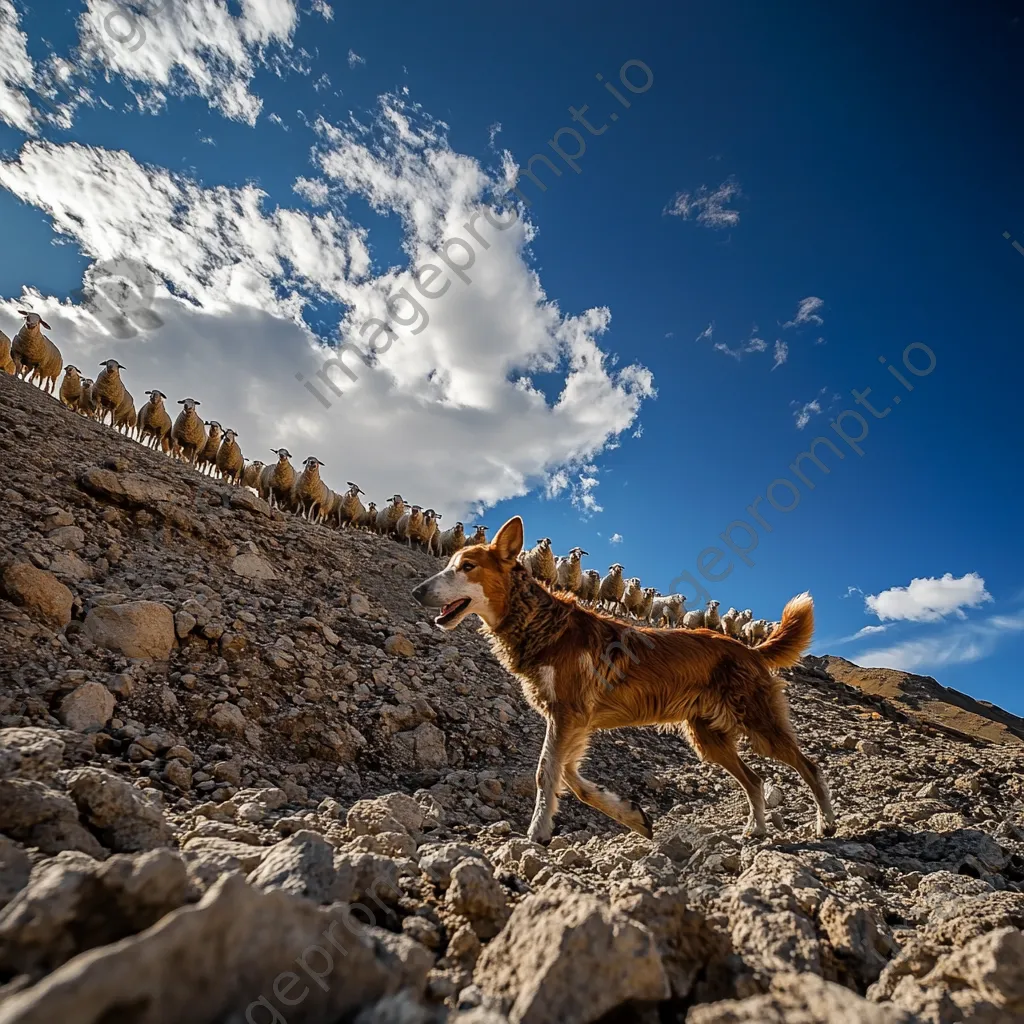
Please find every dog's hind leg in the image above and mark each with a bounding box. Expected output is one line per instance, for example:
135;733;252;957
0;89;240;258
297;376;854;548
755;732;835;837
687;719;767;839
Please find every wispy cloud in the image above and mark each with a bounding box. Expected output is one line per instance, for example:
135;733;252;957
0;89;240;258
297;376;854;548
609;532;623;544
771;339;788;371
843;585;864;599
695;322;714;343
664;176;742;229
834;624;888;645
865;572;993;623
347;49;366;68
790;386;831;429
854;612;1024;671
783;296;824;329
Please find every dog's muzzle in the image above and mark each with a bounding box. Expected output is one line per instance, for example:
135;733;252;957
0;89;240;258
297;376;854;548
411;577;443;608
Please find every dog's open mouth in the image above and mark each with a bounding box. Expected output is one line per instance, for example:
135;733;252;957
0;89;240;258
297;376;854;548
436;598;471;626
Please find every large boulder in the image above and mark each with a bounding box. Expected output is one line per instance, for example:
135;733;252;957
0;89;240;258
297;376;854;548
1;564;73;627
65;768;172;852
475;889;668;1024
58;683;116;733
82;601;175;660
0;873;433;1024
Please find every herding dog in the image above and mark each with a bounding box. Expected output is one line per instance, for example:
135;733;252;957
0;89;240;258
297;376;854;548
411;516;836;845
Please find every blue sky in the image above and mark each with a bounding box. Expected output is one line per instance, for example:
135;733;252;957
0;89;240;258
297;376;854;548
1;0;1022;712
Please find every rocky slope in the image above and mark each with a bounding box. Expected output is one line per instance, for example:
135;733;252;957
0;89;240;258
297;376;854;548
1;369;1023;1024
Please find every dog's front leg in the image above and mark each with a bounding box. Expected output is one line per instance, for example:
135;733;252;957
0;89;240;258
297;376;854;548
528;717;563;845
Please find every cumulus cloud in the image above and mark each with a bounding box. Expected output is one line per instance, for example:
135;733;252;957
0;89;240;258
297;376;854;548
0;91;654;521
864;572;994;623
854;613;1024;672
664;176;741;229
609;533;623;544
783;296;824;329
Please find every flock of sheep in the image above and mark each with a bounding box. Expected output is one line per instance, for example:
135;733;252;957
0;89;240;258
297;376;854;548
516;539;777;641
2;310;777;641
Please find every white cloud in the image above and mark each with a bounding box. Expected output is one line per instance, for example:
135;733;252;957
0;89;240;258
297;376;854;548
609;533;623;544
695;323;713;343
833;623;888;645
843;585;863;599
347;49;366;68
865;572;993;623
771;339;788;371
854;613;1024;672
791;399;820;430
783;296;824;329
0;0;37;133
311;0;333;20
0;92;654;521
68;0;303;126
664;176;741;229
293;176;330;205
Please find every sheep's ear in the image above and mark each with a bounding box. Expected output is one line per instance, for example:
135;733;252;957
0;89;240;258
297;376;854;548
40;319;51;330
491;517;524;563
17;309;30;316
178;399;185;404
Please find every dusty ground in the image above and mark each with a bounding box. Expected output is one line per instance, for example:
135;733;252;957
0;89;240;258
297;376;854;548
1;369;1023;1024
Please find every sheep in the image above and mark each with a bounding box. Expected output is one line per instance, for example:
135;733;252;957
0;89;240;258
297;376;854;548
682;606;705;630
59;365;83;410
358;501;378;531
704;599;722;633
241;459;265;494
415;509;442;555
523;537;557;586
113;387;137;437
598;563;626;614
555;547;588;594
332;482;366;529
395;505;424;547
742;618;770;645
376;494;406;537
138;390;172;451
0;330;14;375
12;311;62;394
259;449;295;510
77;379;97;419
196;421;224;476
91;359;127;426
291;456;330;521
216;429;244;484
734;609;754;637
637;587;657;624
466;525;488;546
720;607;743;638
650;594;685;628
171;398;207;466
621;577;645;619
578;568;601;606
439;521;466;557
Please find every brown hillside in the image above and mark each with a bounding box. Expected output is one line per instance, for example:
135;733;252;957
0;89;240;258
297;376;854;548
822;656;1024;747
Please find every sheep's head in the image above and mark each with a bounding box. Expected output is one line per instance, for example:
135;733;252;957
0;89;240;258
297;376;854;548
367;502;377;512
708;600;720;611
346;481;363;495
81;378;94;388
272;448;292;462
18;310;50;330
100;359;125;374
250;460;264;471
643;587;656;598
206;420;223;435
303;457;324;471
223;429;237;443
178;398;200;411
65;365;80;376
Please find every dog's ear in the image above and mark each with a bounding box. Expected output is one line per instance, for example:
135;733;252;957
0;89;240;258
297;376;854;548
491;516;524;563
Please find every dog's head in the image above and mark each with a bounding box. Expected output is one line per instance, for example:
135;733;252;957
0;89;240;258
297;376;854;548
411;515;524;631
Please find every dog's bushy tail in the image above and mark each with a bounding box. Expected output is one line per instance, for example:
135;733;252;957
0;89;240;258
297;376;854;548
755;591;814;669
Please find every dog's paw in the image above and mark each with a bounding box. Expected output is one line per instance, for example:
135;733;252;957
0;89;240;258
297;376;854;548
817;820;837;838
527;822;553;846
630;801;654;840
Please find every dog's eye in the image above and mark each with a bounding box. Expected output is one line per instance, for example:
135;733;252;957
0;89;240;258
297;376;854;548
460;562;475;572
